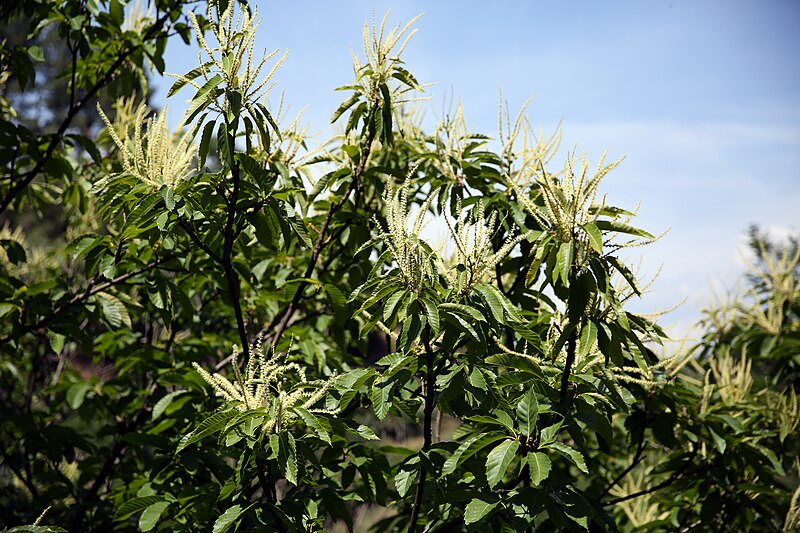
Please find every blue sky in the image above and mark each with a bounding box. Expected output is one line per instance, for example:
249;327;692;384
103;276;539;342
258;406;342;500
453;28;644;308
154;1;800;336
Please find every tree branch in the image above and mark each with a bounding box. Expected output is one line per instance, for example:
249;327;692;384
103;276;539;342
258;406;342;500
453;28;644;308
559;326;578;409
599;416;647;498
0;448;39;500
222;144;250;360
408;329;436;533
269;116;377;350
0;255;174;345
603;446;700;507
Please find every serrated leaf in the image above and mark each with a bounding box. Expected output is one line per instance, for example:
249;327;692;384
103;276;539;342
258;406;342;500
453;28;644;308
370;377;392;420
441;431;506;476
121;195;160;239
293;407;331;445
548;442;588;473
539;422;562;446
528;452;551;486
464;497;499;524
185;74;222;124
280;433;297;485
383;290;406;322
578;321;597;359
595;219;654;239
115;496;166;521
439;302;486;322
177;409;237;452
98;292;131;329
582;222;603;253
486;439;519;488
394;456;419;498
138;501;170;532
356;424;380;441
331;93;361;124
555;241;573;285
309;168;350;201
607;256;641;296
167;61;215;96
472;283;505;323
516;388;539;437
421;297;440;334
213;503;254;533
485;353;543;376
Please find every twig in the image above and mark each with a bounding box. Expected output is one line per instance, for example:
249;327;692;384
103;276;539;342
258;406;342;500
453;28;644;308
0;448;39;499
603;446;700;507
599;415;647;498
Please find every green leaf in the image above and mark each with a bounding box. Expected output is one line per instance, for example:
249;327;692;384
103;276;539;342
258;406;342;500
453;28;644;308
441;431;506;476
356;424;380;441
177;409;237;452
383;289;406;322
115;496;165;521
98;292;131;329
583;222;603;253
198;119;216;168
167;61;215;96
485;439;520;488
539;422;562;446
607;256;641;296
516;388;539;437
548;442;588;473
464;497;499;524
293;407;332;445
331;93;361;124
394;455;420;498
279;433;298;484
309;168;350;201
379;82;393;145
370;377;392;420
324;283;348;313
555;241;573;285
709;428;727;453
472;283;505;322
185;74;222;124
152;391;186;420
439;302;486;322
527;452;551;486
421;297;440;335
595;219;654;239
578;320;597;359
138;501;170;532
213;503;254;533
66;382;93;409
121;195;161;239
485;353;543;376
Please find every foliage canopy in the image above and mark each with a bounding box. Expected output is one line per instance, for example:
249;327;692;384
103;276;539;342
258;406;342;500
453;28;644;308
1;1;798;531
